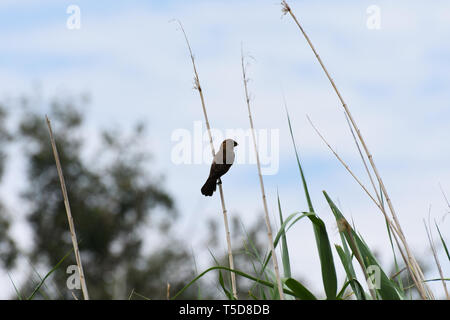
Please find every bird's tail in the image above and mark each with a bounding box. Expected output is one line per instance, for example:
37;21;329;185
201;176;217;196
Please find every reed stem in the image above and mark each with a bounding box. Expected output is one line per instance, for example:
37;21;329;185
177;21;238;299
241;47;284;299
46;116;89;300
282;0;432;299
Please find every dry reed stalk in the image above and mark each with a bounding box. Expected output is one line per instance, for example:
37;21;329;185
391;267;407;279
424;217;449;299
281;0;432;299
439;184;450;210
241;49;284;299
307;116;382;212
343;112;383;208
307;115;413;277
167;283;171;300
341;112;419;288
177;21;237;299
314;102;422;297
45;116;89;300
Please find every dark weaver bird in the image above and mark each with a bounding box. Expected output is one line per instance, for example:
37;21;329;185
201;139;238;196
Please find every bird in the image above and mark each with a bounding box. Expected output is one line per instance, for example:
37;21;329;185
201;139;238;196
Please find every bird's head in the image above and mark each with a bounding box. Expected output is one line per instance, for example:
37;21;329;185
222;139;238;149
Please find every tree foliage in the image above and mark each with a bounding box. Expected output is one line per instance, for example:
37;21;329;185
0;94;268;300
14;95;196;299
0;104;17;270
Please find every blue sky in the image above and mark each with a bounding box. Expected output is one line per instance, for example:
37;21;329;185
0;0;449;298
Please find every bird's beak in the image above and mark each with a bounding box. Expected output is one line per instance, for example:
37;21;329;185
234;141;238;147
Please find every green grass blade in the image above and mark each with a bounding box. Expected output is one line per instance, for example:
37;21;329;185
248;290;259;300
130;291;151;300
285;278;317;300
424;278;450;283
263;210;337;299
307;214;338;299
435;222;449;262
336;278;365;300
218;271;234;300
28;271;51;300
190;247;204;299
208;248;239;298
27;258;58;299
262;211;314;271
171;266;296;300
337;234;356;278
7;272;22;300
335;245;365;300
286;107;314;213
277;192;291;278
385;218;404;291
273;212;314;248
286;108;337;299
238;220;272;299
324;191;403;300
28;248;73;300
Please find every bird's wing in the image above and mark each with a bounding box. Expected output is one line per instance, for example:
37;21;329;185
210;161;231;179
208;146;234;180
213;147;235;165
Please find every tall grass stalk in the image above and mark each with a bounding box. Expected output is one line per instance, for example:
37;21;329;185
281;0;432;299
423;218;449;299
240;48;284;299
344;110;410;291
439;184;450;212
45;116;89;300
177;21;237;299
307;115;412;286
343;112;382;208
306;116;382;211
167;283;171;300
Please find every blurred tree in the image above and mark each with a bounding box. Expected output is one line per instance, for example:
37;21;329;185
15;95;198;299
0;93;271;300
0;105;18;270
